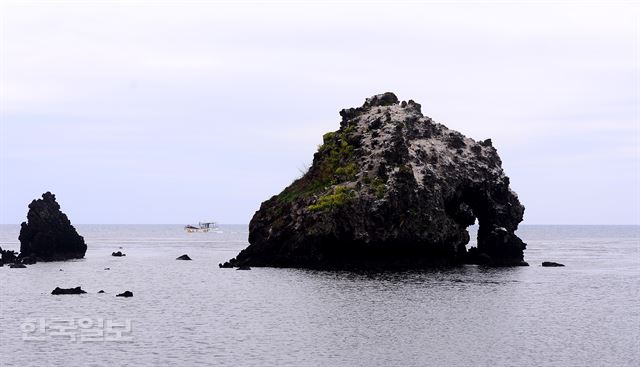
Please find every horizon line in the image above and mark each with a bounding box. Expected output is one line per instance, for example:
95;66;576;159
1;223;639;226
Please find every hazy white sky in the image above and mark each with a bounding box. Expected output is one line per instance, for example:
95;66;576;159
1;0;638;224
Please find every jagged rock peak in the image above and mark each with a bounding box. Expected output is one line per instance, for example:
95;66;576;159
339;92;422;122
363;92;399;107
222;93;527;269
18;191;87;262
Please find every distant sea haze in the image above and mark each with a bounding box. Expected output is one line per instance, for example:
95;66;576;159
0;224;637;366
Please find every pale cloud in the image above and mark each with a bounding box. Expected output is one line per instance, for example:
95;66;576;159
0;0;638;224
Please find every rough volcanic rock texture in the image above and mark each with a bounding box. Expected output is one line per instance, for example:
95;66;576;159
19;192;87;261
0;247;18;265
224;93;527;268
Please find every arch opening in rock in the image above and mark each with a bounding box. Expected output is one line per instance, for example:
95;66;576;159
450;185;527;266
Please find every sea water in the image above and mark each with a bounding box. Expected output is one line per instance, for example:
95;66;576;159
0;225;638;366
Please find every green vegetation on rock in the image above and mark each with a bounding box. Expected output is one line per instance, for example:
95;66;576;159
362;175;387;199
307;186;354;212
371;177;386;199
335;162;357;181
277;127;359;203
277;178;329;203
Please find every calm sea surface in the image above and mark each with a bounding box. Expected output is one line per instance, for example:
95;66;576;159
0;225;638;366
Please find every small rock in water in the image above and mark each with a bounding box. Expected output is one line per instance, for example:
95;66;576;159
104;267;110;270
116;291;133;297
98;290;105;294
111;251;126;257
52;286;86;295
236;266;251;270
9;263;27;268
0;246;19;265
542;261;565;267
176;254;192;260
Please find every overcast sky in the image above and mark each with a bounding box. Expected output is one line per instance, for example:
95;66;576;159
1;0;638;224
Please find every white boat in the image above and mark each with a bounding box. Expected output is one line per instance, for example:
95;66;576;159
184;222;220;233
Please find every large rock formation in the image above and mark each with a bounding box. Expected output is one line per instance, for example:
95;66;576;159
18;192;87;261
222;93;527;269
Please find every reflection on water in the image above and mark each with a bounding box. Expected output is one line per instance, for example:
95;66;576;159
0;225;638;366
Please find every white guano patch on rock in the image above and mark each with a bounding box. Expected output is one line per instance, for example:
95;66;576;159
350;101;505;189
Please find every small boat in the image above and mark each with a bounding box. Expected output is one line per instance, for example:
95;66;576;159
184;222;219;233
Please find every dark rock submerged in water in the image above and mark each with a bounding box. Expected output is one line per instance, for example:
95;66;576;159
18;192;87;261
222;93;527;269
51;286;86;295
116;291;133;297
112;251;126;257
176;254;192;260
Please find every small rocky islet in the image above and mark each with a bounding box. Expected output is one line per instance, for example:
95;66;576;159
221;92;528;269
18;192;87;263
1;192;87;267
0;193;139;298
